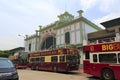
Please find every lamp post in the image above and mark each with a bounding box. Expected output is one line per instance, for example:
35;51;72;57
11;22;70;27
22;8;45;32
18;34;26;39
18;34;26;51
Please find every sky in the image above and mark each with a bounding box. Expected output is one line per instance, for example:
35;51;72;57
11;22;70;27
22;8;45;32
0;0;120;50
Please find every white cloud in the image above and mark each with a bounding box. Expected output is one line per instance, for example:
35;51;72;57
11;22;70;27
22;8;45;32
0;36;24;50
93;13;120;29
91;0;120;29
0;0;62;50
0;0;120;50
99;0;120;13
79;0;120;13
96;13;120;23
79;0;98;11
0;0;60;17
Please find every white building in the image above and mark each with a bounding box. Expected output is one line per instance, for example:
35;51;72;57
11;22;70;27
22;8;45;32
24;10;102;67
25;31;39;52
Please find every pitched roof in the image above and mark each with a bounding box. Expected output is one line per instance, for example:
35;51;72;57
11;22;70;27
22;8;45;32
101;17;120;28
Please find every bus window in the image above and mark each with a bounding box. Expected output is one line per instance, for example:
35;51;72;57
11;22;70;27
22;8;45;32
85;51;90;59
60;56;65;62
118;53;120;63
30;58;35;63
99;53;117;63
93;54;97;62
40;57;45;62
51;56;58;62
66;55;77;62
36;58;39;62
19;59;27;64
34;58;36;63
39;57;41;62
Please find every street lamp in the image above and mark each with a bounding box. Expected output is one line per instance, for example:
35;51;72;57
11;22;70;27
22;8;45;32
18;34;26;39
18;34;26;51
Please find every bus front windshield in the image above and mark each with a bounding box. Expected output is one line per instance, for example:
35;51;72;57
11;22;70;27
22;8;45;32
13;59;27;64
66;55;78;62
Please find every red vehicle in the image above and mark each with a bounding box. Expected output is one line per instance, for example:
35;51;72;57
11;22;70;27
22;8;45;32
13;58;28;69
83;42;120;80
29;48;80;72
9;52;28;69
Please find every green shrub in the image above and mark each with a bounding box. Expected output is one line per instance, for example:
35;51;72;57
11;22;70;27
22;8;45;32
0;50;10;58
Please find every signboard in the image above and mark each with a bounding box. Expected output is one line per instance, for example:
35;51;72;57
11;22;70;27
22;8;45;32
83;42;120;52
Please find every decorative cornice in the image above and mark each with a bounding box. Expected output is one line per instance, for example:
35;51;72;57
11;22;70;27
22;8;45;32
81;17;102;30
40;22;57;32
54;17;102;30
58;11;74;18
25;34;39;41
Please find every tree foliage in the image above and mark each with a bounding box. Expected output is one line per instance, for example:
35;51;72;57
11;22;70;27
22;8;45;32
0;50;10;58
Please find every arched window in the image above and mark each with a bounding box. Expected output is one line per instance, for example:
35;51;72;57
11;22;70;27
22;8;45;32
41;37;56;50
65;32;70;44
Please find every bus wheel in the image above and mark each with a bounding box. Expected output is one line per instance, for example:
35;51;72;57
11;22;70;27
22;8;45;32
36;66;39;70
101;69;114;80
31;66;34;70
53;66;57;72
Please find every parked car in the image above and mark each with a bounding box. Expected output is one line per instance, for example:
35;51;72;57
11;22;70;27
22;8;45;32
0;57;19;80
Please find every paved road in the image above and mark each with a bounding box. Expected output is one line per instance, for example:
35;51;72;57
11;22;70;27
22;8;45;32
17;69;100;80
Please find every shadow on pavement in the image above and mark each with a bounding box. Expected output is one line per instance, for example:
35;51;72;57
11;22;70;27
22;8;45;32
88;76;100;80
57;72;80;75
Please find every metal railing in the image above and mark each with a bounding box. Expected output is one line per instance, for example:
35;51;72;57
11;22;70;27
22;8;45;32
88;37;116;44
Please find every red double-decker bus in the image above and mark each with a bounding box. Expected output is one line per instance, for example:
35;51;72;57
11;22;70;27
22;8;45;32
9;52;28;69
29;48;80;72
83;42;120;80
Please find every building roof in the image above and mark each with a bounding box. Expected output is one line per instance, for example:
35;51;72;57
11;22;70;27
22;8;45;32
88;30;115;40
41;10;102;31
10;47;25;51
101;17;120;28
88;18;120;40
54;15;102;30
9;47;25;54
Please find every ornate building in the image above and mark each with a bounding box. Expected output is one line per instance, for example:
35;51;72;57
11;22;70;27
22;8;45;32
24;10;102;66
